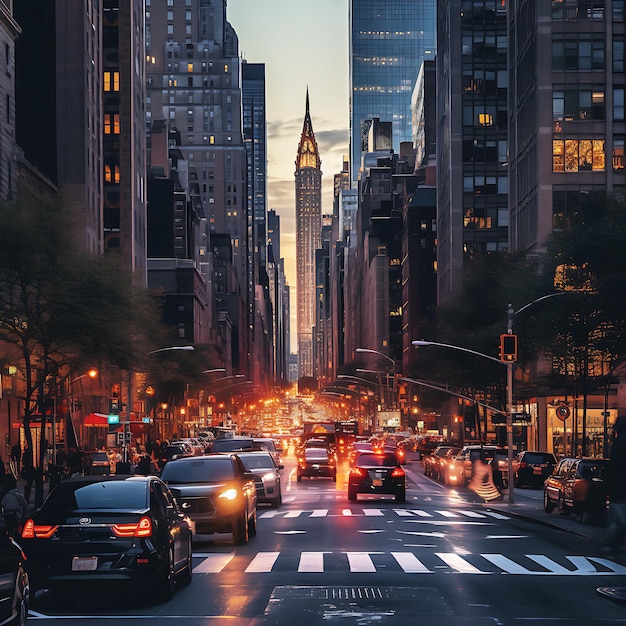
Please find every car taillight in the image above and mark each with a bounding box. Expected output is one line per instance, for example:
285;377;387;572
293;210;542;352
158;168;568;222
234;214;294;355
520;462;527;469
350;467;367;478
113;516;153;538
391;467;405;478
21;519;58;539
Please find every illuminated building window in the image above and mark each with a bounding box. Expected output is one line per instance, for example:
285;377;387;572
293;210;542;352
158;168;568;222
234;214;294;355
103;71;119;92
553;138;605;172
187;63;193;73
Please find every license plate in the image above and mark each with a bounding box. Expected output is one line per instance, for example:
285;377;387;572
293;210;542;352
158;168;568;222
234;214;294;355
72;556;97;571
533;468;542;474
373;479;383;487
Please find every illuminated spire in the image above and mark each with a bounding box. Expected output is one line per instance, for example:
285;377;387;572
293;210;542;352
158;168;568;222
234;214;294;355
296;89;321;170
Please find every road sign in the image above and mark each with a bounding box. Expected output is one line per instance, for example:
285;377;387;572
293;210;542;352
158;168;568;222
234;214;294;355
556;404;570;421
512;412;530;422
108;414;120;424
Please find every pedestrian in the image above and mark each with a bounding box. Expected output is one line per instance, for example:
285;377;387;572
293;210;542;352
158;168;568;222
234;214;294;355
1;474;28;538
605;415;626;555
21;444;35;504
9;444;21;479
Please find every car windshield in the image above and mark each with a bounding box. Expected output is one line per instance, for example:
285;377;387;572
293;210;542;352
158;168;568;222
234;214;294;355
45;480;148;511
160;458;236;483
357;453;398;467
239;454;274;470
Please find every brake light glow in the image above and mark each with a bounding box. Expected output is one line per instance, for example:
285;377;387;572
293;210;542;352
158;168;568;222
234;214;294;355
520;462;527;469
112;516;153;538
21;519;59;539
391;467;405;478
350;467;367;478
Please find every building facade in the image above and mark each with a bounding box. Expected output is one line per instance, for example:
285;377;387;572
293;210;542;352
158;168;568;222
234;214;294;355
349;0;436;183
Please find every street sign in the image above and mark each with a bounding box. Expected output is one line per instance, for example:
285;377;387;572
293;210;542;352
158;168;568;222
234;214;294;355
556;404;570;421
108;414;120;424
512;412;531;422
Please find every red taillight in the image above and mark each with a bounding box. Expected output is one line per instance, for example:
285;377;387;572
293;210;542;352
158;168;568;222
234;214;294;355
391;467;405;478
21;519;58;539
112;516;153;538
350;467;367;478
520;462;527;469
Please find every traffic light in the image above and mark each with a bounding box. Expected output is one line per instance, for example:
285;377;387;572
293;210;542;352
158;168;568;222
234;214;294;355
499;333;518;362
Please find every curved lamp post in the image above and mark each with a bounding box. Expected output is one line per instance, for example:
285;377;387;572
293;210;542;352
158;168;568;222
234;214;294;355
413;339;514;504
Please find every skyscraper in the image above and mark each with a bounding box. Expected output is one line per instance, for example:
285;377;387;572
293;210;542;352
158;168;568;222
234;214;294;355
508;1;625;253
350;0;436;183
436;0;509;304
295;91;322;379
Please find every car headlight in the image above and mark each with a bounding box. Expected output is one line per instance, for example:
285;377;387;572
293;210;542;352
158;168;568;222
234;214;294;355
262;472;275;482
219;488;239;501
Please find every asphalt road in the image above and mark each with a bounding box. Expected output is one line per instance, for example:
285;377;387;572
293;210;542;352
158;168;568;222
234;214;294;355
25;450;626;625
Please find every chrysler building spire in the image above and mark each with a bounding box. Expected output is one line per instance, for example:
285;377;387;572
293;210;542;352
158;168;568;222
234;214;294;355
294;90;322;379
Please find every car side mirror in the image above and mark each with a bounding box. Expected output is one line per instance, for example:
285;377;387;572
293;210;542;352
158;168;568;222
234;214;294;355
278;464;285;470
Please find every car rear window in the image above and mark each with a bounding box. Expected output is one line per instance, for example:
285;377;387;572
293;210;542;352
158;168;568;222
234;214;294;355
357;453;398;467
239;454;274;470
211;439;254;452
305;449;329;460
45;480;148;511
578;460;607;479
523;452;557;464
160;458;236;483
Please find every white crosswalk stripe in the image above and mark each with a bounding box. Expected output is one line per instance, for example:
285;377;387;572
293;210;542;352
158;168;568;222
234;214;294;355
258;507;502;520
193;550;626;576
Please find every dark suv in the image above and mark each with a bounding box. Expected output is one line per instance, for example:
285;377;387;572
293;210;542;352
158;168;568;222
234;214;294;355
543;457;609;522
160;454;258;544
513;451;557;487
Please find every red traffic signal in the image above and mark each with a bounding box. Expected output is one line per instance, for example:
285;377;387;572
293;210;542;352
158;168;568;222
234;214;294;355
500;334;518;362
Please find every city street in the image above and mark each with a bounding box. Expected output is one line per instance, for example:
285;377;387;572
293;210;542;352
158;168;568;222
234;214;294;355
26;451;625;625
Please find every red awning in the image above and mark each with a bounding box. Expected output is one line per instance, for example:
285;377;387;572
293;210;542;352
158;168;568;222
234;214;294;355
84;413;109;426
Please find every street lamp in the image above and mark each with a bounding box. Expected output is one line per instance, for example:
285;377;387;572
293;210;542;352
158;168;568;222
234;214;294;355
203;368;226;374
413;339;515;504
355;347;395;368
146;345;194;355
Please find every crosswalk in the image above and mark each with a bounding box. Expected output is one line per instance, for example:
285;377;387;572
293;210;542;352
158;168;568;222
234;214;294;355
192;550;626;576
258;507;510;520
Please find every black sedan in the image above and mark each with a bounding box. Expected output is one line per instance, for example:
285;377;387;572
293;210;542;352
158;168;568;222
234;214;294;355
0;533;29;625
160;454;258;544
19;475;192;602
296;447;337;481
348;451;406;502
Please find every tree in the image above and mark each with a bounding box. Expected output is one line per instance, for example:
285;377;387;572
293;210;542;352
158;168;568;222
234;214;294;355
0;194;164;505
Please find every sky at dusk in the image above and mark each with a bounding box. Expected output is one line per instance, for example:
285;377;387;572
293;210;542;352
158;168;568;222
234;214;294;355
227;0;350;352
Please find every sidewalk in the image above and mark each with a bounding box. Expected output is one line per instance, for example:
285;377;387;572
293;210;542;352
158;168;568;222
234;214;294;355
483;488;608;545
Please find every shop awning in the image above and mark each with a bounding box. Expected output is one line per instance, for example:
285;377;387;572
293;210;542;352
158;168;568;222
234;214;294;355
84;413;109;426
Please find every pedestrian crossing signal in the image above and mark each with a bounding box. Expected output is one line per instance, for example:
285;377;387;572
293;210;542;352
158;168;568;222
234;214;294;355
499;334;517;362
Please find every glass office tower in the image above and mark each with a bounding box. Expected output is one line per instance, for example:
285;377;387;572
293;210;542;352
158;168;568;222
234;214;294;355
350;0;436;183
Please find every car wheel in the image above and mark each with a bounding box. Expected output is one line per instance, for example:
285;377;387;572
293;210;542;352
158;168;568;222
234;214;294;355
233;511;250;545
332;473;337;482
558;494;568;515
543;489;555;513
155;548;175;603
348;487;357;501
396;489;406;503
270;493;282;508
296;474;302;483
248;509;257;538
177;536;193;587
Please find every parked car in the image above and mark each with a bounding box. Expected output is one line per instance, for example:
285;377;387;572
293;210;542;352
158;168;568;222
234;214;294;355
237;451;284;508
348;451;406;502
158;444;191;468
20;475;193;601
0;532;29;625
513;451;558;487
543;457;610;522
297;447;337;481
443;444;505;486
423;446;460;480
83;450;111;475
160;454;258;544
